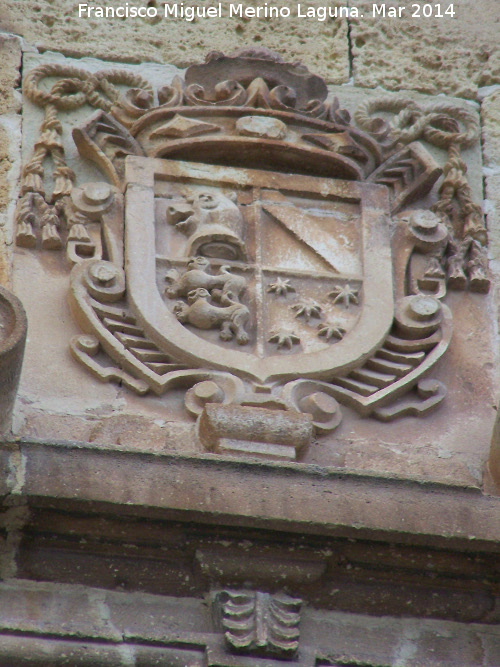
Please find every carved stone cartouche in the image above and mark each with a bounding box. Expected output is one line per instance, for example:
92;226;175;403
17;48;491;459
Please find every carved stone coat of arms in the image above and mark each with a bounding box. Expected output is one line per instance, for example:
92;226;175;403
17;48;490;460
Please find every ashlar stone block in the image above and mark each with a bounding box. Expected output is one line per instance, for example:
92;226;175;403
0;33;22;116
0;34;22;288
351;0;500;99
0;1;350;83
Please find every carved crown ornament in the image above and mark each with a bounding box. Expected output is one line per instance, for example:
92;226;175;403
16;48;490;460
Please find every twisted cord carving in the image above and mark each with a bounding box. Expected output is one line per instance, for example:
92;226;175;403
355;96;488;290
354;97;480;149
17;64;153;250
23;63;153;112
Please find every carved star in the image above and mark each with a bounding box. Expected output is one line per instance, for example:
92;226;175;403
290;297;322;321
329;283;360;309
317;321;346;342
268;328;300;350
267;277;295;296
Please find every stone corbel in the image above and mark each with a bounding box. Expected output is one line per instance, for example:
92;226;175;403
210;589;303;662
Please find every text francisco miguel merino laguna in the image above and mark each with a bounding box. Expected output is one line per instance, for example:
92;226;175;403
78;2;457;21
78;3;366;21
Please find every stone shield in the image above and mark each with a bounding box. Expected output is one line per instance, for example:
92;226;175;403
125;156;394;384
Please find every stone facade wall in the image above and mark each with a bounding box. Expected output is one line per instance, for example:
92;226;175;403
1;3;500;666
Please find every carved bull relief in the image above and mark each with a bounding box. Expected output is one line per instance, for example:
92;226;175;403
17;48;490;460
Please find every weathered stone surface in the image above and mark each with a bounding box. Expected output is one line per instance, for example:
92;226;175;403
0;500;29;581
1;2;349;83
0;33;21;116
482;90;500;258
0;124;13;217
351;0;500;98
303;607;500;667
0;119;14;219
484;173;500;262
0;35;22;288
0;581;123;641
480;88;500;487
13;500;500;625
12;440;500;548
482;88;500;168
109;594;212;642
0;118;22;288
489;387;500;491
0;636;128;667
0;579;499;666
0;446;13;497
0;634;206;666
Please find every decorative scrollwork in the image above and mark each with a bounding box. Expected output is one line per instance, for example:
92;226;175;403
84;260;126;303
354;97;480;150
17;63;153;253
19;48;492;445
214;590;302;659
184;377;245;418
282;379;342;434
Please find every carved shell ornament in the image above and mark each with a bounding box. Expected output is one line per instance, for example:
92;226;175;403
17;47;489;459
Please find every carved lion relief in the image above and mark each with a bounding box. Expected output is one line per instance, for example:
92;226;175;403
16;48;490;460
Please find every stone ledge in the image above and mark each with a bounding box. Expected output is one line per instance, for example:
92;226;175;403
3;439;500;549
0;579;499;667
